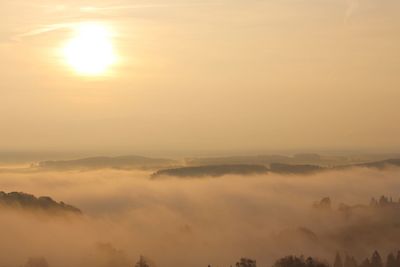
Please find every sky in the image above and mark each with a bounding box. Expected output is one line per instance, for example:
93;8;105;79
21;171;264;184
0;0;399;155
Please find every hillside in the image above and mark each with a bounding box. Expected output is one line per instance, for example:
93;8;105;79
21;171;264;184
35;155;178;170
151;158;400;178
0;191;81;215
152;164;269;178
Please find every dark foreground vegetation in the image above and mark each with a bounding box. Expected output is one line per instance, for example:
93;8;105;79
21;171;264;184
20;250;399;267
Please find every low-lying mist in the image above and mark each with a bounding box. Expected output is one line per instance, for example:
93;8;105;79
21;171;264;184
0;167;400;267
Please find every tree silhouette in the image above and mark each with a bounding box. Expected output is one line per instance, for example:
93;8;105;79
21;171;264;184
386;253;397;267
314;197;332;210
360;259;371;267
396;252;400;267
273;255;328;267
135;255;150;267
371;251;383;267
236;258;257;267
334;253;343;267
344;254;358;267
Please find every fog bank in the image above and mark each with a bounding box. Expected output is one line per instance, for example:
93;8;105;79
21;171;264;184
0;167;399;267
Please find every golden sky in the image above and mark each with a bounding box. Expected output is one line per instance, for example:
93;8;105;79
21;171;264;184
0;0;399;154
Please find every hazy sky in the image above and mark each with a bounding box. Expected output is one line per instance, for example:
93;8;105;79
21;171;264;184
0;0;399;155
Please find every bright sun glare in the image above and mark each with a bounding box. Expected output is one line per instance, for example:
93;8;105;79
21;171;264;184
63;23;117;76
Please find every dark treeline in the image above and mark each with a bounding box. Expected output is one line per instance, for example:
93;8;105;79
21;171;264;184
269;251;400;267
333;251;400;267
313;195;400;211
19;250;400;267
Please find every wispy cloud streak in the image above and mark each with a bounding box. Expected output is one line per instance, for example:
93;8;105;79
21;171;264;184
79;2;223;13
10;1;222;41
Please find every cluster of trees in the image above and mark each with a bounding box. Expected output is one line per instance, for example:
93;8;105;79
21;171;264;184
207;255;326;267
134;255;151;267
334;251;400;267
207;258;257;267
370;196;400;208
223;251;400;267
313;195;400;212
313;197;332;210
270;251;400;267
21;250;400;267
273;255;328;267
235;258;257;267
23;255;152;267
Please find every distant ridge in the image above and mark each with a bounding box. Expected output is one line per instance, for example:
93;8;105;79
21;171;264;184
152;163;325;178
355;158;400;169
269;163;324;174
35;155;178;170
33;154;400;175
152;164;269;178
0;191;81;215
185;153;400;167
152;158;400;178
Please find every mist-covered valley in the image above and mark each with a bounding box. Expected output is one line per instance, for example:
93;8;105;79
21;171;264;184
1;154;400;267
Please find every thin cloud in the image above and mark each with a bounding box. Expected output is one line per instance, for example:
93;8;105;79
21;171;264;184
18;24;71;37
10;1;222;41
13;23;76;41
79;2;223;13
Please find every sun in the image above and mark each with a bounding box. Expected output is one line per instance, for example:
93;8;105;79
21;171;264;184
62;23;117;76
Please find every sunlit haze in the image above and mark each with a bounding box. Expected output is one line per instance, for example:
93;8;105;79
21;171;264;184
0;0;399;154
0;1;400;267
